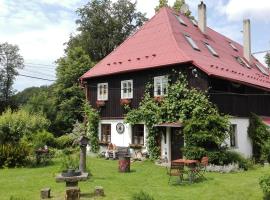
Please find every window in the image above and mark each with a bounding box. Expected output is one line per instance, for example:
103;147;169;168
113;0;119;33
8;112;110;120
154;76;168;96
175;15;187;26
132;124;144;145
191;19;198;26
229;124;237;148
229;42;238;51
235;56;251;69
205;43;219;57
97;83;108;101
121;80;133;99
101;124;111;143
255;63;269;76
184;35;200;51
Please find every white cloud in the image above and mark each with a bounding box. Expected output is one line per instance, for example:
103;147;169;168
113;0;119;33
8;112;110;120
223;0;270;21
41;0;83;9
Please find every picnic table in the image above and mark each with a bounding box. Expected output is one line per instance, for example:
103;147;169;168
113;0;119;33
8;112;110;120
172;159;199;183
55;172;89;187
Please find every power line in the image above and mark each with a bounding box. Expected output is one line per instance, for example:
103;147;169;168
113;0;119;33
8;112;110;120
18;74;56;81
20;68;56;78
252;50;270;55
24;62;56;67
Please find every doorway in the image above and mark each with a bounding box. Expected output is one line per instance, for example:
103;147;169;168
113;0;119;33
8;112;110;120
170;128;184;160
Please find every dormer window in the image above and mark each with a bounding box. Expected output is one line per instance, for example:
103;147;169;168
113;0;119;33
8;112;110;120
235;56;251;69
255;63;269;76
154;75;168;96
191;19;198;27
97;83;108;101
175;15;187;26
229;42;238;51
184;35;200;51
121;80;133;99
205;43;219;57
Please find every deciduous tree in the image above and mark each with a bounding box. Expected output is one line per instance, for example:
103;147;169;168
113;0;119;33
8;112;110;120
265;52;270;68
155;0;169;12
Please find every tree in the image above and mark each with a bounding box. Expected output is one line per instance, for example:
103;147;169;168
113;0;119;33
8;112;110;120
265;52;270;68
173;0;192;18
68;0;147;62
0;43;24;104
155;0;169;12
54;47;93;135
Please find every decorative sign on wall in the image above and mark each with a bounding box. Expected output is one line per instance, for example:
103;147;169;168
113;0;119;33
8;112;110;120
116;123;125;134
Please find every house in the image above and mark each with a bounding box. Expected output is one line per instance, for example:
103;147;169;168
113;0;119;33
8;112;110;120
80;2;270;160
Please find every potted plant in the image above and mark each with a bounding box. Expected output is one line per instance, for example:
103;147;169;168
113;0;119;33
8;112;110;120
120;99;131;106
96;100;105;108
60;155;81;177
154;96;164;103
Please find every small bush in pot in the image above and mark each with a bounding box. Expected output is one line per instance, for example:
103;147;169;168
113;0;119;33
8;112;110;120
259;175;270;200
60;154;80;176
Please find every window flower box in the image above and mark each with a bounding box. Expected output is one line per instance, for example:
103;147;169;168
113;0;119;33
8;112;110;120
154;96;164;103
120;99;131;106
96;100;105;108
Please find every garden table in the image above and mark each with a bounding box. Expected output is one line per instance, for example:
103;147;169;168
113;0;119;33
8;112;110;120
55;172;89;187
172;159;199;183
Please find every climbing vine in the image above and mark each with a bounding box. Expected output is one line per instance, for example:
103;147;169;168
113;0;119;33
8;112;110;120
84;102;100;153
125;72;229;160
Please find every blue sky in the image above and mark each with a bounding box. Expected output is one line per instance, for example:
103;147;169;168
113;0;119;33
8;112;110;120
0;0;269;92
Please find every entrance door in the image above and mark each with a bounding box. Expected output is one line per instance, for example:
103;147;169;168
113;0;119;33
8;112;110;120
170;128;184;161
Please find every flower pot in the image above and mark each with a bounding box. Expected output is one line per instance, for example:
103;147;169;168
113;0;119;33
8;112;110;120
61;169;81;177
120;99;131;106
154;96;164;103
96;100;105;108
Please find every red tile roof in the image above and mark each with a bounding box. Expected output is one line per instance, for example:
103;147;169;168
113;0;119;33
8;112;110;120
81;7;270;90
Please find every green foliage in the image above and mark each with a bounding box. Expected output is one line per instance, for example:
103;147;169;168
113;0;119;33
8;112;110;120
265;52;270;68
55;134;75;149
126;72;229;159
0;108;50;144
9;196;26;200
71;0;147;62
260;175;270;200
155;0;169;12
84;102;100;153
248;113;270;162
261;139;270;163
172;0;192;18
0;143;30;168
32;130;55;149
60;154;79;171
132;191;155;200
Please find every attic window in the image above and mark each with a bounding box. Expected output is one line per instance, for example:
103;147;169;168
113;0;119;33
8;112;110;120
175;15;187;26
235;56;251;69
205;43;219;57
184;35;200;51
229;42;238;51
255;63;269;76
191;19;198;27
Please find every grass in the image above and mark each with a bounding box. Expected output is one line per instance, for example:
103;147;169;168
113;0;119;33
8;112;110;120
0;157;267;200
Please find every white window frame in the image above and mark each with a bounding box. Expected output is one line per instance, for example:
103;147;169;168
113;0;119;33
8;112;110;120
255;63;269;76
205;43;219;57
121;80;133;99
97;83;108;101
154;75;168;97
229;42;238;51
184;35;200;51
175;15;187;26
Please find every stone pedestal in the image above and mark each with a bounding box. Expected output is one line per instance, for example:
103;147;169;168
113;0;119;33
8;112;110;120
40;188;51;199
65;187;80;200
94;186;104;196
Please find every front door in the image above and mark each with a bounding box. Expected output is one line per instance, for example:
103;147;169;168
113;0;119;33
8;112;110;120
170;128;184;161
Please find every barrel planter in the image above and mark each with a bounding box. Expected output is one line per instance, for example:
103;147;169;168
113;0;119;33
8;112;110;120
118;156;130;173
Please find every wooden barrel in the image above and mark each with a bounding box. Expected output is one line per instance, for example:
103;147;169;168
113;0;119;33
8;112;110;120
118;156;130;172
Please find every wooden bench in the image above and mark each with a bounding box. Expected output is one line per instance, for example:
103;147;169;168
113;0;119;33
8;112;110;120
108;146;130;159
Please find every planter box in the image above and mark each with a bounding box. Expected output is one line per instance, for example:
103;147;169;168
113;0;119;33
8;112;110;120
96;100;105;108
154;96;164;103
120;99;131;106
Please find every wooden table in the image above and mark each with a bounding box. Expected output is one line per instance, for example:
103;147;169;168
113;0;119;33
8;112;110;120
172;159;199;183
56;173;89;187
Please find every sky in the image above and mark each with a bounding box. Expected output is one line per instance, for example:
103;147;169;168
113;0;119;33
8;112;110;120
0;0;270;92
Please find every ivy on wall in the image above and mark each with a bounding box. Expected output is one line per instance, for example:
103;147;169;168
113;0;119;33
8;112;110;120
84;102;100;153
125;72;229;160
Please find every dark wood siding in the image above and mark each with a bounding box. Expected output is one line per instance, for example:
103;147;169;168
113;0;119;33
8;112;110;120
86;64;208;119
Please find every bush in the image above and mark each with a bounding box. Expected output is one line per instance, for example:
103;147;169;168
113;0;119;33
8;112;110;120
0;108;50;144
261;140;270;163
32;130;55;149
55;134;75;149
60;154;79;171
0;143;30;168
131;191;155;200
260;175;270;200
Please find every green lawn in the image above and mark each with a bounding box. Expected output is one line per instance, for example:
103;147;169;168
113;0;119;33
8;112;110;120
0;157;267;200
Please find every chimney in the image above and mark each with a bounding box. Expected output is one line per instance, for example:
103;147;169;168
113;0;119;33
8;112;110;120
198;1;206;34
243;19;251;62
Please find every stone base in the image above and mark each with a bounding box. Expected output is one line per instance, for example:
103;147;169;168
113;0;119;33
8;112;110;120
94;186;104;196
65;187;80;200
40;188;51;199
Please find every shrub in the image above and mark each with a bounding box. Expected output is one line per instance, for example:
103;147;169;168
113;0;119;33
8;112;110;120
260;175;270;200
60;154;79;171
55;134;75;149
261;139;270;163
131;191;155;200
0;108;50;144
0;143;30;168
32;130;55;149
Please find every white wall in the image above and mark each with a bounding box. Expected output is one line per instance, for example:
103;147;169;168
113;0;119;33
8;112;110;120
227;117;252;158
161;127;171;161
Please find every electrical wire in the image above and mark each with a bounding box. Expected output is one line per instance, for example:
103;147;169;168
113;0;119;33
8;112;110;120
18;74;56;81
